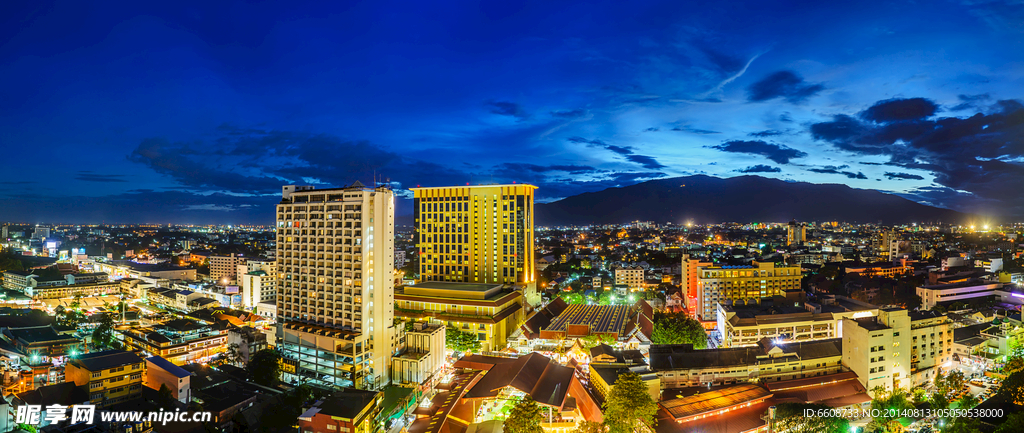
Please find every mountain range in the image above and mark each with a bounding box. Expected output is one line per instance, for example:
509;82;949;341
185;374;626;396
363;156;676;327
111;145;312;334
533;175;970;226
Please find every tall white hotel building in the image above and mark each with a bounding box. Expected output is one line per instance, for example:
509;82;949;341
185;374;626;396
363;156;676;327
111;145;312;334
275;182;395;389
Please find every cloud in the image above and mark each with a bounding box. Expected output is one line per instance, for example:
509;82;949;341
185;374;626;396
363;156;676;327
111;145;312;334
860;98;938;122
485;100;529;119
737;165;781;173
74;173;128;183
809;97;1024;214
710;140;808;164
807;165;867;179
950;93;991;111
748;130;784;137
747;70;825;104
643;127;659;132
566;137;666;169
884;172;925;181
671;126;720;134
493;163;598;174
550;109;586;118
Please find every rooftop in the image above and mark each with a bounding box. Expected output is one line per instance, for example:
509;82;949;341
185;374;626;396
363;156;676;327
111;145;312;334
71;350;144;372
659;384;772;420
305;388;379;420
146;356;190;378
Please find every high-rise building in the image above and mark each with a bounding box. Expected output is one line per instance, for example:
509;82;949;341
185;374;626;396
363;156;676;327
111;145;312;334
1;226;7;239
276;182;395;389
841;308;912;396
409;184;538;305
614;267;644;291
210;253;246;284
32;226;50;241
786;220;805;246
695;261;803;322
681;254;712;319
238;259;277;309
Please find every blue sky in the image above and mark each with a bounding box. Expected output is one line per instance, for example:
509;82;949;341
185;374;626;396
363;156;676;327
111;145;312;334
2;0;1024;224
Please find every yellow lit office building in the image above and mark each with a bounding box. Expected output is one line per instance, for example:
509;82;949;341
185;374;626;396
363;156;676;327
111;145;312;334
697;262;803;322
410;184;538;305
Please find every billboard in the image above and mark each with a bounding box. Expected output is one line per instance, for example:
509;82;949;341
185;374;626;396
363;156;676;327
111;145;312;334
225;286;239;294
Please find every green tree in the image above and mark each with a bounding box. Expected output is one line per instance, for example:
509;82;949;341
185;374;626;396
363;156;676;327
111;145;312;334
226;343;244;366
943;370;966;395
994;411;1024;433
944;416;982;433
15;423;37;433
247;349;282;386
931;392;949;410
446;327;482;353
999;371;1024;405
504;396;544;433
572;421;605;433
157;383;176;410
773;402;850;433
602;372;658;433
91;313;116;349
650;312;707;348
867;386;913;433
1005;355;1024;374
957;392;978;410
911;386;928;404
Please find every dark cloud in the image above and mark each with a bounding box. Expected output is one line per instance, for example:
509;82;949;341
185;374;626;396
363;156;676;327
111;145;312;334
494;163;598;174
550;109;586;118
807;165;867;179
643;127;659;132
566;137;666;169
625;154;666;169
129;138;285;192
671;126;720;134
951;93;991;111
485;100;529;119
884;172;925;181
710;140;808;164
809;97;1024;214
74;173;128;183
0;190;276;224
748;130;783;137
737;165;781;173
861;97;938;122
747;70;825;104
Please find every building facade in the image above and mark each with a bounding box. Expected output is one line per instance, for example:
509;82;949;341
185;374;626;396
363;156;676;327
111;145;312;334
238;259;277;310
681;254;712;320
696;261;803;323
210;254;247;284
66;350;145;408
841;308;912;396
787;220;806;246
395;282;524;352
276;183;396;389
391;322;445;385
410;184;538;305
909;311;952;386
614;267;644;291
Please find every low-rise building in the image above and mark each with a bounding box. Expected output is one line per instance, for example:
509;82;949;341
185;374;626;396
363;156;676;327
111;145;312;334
144;355;191;403
66;350;146;408
120;319;228;365
614;267;644;291
590;365;660;402
298;388;380;433
391;322;445;385
650;338;844;389
25;281;122;300
395;281;524;352
917;281;1004;309
717;295;878;348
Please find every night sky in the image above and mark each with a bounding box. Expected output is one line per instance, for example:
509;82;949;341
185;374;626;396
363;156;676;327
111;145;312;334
2;1;1024;224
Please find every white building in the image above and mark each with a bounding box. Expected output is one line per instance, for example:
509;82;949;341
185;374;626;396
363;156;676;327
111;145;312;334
276;182;396;389
237;259;277;310
391;322;445;385
615;267;644;291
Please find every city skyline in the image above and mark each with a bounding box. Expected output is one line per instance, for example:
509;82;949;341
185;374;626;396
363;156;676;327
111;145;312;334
3;1;1024;224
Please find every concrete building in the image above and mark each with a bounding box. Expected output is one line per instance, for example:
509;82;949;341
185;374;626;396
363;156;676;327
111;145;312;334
144;355;191;403
650;338;844;389
66;350;145;408
787;220;806;246
25;281;122;300
120;319;228;365
908;311;952;386
841;308;912;396
276;182;396;389
696;261;803;323
391;322;445;385
681;254;712;320
916;281;1005;309
2;271;35;291
395;281;523;352
297;389;380;433
238;259;277;310
717;295;878;348
614;266;644;291
210;253;247;284
410;184;538;306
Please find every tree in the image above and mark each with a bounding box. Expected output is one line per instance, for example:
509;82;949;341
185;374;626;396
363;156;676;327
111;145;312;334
504;396;544;433
91;313;116;349
572;421;605;433
157;383;176;410
1005;355;1024;374
957;392;978;410
994;411;1024;433
446;327;482;353
944;416;982;433
247;349;282;386
943;370;966;395
931;392;949;410
1000;371;1024;405
773;402;850;433
602;372;658;433
226;343;244;366
867;386;913;433
911;386;927;404
650;312;707;348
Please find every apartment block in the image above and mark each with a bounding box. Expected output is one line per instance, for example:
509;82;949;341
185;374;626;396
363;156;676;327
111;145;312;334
276;182;395;389
909;311;952;386
238;259;277;309
681;254;712;319
66;350;145;408
410;184;538;306
841;308;912;396
696;261;803;323
210;253;247;284
614;267;644;291
391;322;445;385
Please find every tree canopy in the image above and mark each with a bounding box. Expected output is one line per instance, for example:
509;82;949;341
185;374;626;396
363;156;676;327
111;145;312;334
868;386;914;433
91;313;116;349
247;349;282;386
446;327;482;353
772;402;850;433
650;311;707;348
504;396;544;433
602;372;658;433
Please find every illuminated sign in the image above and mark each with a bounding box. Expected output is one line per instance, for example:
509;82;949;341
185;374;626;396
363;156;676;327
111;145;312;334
1011;293;1024;299
851;311;875;319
